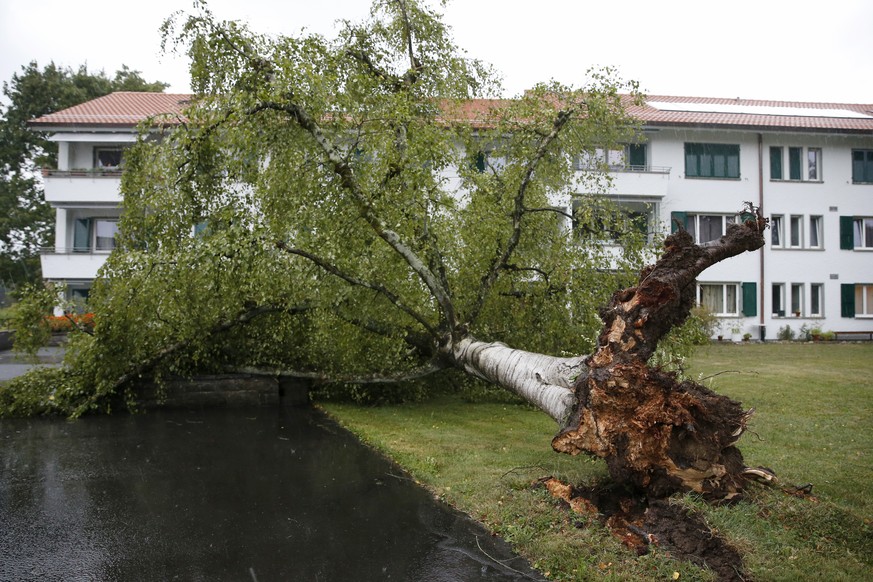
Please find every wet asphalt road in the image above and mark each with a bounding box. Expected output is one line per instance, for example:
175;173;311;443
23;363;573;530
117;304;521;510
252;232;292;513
1;404;543;581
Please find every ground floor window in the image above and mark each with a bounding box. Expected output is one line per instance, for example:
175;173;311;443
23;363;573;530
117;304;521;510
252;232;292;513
699;283;738;316
856;285;873;316
810;283;824;317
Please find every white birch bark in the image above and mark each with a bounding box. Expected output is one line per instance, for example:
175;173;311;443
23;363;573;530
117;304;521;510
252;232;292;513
450;337;583;424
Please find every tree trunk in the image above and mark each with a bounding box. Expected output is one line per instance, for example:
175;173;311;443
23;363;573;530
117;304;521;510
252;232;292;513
454;211;767;500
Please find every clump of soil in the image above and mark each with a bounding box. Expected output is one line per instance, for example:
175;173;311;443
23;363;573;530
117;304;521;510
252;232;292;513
540;477;747;582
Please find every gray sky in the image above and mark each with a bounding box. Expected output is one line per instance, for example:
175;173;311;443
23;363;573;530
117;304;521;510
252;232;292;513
2;0;871;103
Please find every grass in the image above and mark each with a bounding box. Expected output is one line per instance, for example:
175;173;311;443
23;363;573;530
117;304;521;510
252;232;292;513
321;343;873;581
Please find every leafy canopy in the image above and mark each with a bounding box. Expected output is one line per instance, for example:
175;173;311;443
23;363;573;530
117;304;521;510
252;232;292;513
2;0;651;416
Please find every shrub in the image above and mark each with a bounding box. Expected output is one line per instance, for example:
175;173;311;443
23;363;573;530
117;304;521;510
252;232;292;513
777;324;796;341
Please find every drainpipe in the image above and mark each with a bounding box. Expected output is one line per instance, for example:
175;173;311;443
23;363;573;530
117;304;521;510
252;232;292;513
757;133;766;340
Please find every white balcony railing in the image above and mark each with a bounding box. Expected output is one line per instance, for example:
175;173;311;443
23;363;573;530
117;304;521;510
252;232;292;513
42;169;123;205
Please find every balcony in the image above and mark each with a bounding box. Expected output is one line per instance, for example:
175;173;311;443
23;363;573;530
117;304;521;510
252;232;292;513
42;169;123;206
40;249;109;280
605;166;671;198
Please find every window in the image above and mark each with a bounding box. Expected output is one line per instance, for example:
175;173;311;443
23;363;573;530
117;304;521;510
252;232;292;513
808;216;822;248
574;144;646;171
699;283;738;316
854;218;873;249
810;284;824;317
770;146;822;181
573;199;656;243
771;215;784;247
772;283;785;317
808;148;821;180
790;283;804;316
683;214;735;244
852;149;873;183
72;218;118;252
685;143;740;179
769;147;783;180
94;147;123;169
789;215;802;248
855;285;873;316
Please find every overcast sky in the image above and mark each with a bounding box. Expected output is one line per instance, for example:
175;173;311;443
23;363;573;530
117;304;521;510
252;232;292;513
2;0;871;104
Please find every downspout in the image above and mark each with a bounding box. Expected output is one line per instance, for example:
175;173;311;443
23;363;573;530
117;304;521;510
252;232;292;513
757;133;766;340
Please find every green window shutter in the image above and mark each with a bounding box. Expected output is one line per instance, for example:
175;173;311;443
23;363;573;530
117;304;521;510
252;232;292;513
841;284;856;318
789;147;802;180
670;211;687;233
769;147;782;179
73;218;91;252
839;216;855;249
741;282;757;317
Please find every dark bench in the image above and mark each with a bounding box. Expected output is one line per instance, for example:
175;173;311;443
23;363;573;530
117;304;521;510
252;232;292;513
832;331;873;341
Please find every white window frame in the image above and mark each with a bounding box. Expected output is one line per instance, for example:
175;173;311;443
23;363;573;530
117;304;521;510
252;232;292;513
93;218;119;252
810;283;824;317
789;215;803;248
808;216;823;249
854;218;873;250
770;145;823;182
790;283;804;317
698;283;739;316
686;214;736;245
771;215;784;247
772;283;786;317
856;284;873;317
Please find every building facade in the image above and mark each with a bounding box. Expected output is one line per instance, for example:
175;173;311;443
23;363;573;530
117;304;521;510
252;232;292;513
31;92;873;339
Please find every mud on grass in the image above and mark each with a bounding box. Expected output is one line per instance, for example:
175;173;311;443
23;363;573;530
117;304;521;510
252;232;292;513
541;477;746;582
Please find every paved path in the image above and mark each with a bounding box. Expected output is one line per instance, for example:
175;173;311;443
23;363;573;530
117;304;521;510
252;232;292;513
0;346;64;381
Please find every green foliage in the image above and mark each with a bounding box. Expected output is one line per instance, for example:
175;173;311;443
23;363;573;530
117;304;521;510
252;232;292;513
649;305;717;375
3;0;646;415
0;61;167;287
776;324;796;341
8;282;56;358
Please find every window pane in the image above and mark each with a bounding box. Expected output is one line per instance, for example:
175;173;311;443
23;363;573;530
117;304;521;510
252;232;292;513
811;284;822;316
809;216;821;247
771;215;782;246
699;215;723;243
866;286;873;315
772;284;784;315
790;216;802;247
791;284;803;315
628;144;647;168
808;148;820;180
701;285;723;314
725;285;737;314
789;147;802;180
94;220;118;251
770;147;782;179
865;218;873;248
726;151;739;178
712;154;725;177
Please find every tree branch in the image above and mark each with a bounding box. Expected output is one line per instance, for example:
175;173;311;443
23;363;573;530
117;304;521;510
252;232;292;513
467;107;577;325
275;241;438;337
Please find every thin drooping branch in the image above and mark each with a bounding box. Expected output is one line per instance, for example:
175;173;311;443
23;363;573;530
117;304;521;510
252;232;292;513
467;107;576;325
250;99;457;330
236;362;444;385
108;303;309;393
275;241;438;337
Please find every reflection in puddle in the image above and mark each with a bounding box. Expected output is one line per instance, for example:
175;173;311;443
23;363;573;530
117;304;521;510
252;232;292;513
1;407;542;580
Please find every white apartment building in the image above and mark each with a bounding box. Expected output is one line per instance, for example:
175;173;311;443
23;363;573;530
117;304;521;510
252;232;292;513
31;92;873;340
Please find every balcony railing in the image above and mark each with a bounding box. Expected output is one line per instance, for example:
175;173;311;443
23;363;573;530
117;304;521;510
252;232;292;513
42;168;123;178
575;164;672;174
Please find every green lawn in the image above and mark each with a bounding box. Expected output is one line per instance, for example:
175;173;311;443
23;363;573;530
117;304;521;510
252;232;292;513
321;343;873;581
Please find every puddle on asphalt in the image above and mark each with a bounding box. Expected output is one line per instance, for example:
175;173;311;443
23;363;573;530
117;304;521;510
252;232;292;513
0;407;542;581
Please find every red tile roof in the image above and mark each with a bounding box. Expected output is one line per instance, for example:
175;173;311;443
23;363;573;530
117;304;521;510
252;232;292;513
29;91;873;134
628;95;873;133
29;92;192;128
